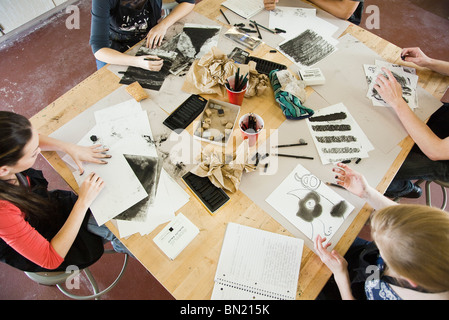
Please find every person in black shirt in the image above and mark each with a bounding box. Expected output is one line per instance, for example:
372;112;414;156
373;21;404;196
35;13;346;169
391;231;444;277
90;0;195;70
374;47;449;198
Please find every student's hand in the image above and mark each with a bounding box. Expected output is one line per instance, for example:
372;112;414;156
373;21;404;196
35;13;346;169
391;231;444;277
65;144;111;175
314;235;348;275
77;172;105;206
146;23;168;49
401;47;432;68
374;68;404;109
135;55;164;72
264;0;279;11
332;163;369;199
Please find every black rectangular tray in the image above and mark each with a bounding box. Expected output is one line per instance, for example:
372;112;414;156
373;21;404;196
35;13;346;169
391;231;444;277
182;172;229;215
246;56;287;75
163;94;207;131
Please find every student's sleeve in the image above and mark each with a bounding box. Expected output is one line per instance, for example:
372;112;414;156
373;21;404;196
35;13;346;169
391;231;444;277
90;0;115;54
0;201;64;270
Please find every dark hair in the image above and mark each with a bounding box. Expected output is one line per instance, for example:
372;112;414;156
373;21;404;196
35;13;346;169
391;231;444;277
0;111;57;233
0;111;33;167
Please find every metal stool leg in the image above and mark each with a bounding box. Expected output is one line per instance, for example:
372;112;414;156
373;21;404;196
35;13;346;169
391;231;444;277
56;253;128;300
424;180;448;210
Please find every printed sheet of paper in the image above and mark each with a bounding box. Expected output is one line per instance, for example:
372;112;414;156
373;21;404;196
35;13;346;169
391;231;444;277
306;103;374;164
266;164;354;243
153;213;199;260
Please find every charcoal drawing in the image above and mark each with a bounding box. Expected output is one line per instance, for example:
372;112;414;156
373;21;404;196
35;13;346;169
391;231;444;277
321;147;361;154
311;124;351;131
372;70;412;104
308;112;347;122
286;171;349;239
279;29;335;67
266;164;354;242
120;25;220;89
316;135;357;143
115;154;162;222
295;191;323;222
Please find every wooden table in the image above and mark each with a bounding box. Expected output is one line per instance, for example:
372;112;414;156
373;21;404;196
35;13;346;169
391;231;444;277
30;0;448;300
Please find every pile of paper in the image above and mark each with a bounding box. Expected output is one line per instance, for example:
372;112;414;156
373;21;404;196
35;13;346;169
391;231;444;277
64;99;189;238
306;103;374;164
364;60;418;109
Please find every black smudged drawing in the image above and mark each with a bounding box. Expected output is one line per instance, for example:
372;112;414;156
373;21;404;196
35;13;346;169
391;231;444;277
296;191;322;222
279;29;335;67
120;26;220;89
316;135;357;143
288;173;347;239
312;124;351;131
308;112;347;122
321;147;361;154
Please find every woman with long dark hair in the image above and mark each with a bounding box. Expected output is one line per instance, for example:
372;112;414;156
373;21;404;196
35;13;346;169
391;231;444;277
0;111;122;272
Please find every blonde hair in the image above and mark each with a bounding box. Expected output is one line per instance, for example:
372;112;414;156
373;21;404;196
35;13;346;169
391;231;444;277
370;204;449;293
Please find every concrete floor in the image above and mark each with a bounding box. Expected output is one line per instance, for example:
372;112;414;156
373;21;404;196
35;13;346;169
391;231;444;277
0;0;448;300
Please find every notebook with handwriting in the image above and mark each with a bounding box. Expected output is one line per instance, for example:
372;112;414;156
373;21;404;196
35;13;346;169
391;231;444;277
211;223;304;300
221;0;264;19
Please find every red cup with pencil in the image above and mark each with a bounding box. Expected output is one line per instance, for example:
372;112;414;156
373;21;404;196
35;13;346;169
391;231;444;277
226;69;248;106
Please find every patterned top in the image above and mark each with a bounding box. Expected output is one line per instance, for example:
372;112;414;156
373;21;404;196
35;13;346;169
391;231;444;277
364;257;402;300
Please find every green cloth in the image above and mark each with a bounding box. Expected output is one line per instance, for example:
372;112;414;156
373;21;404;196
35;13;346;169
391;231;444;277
269;70;314;120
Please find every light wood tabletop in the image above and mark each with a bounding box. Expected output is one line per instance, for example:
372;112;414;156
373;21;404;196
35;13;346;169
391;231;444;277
30;0;448;300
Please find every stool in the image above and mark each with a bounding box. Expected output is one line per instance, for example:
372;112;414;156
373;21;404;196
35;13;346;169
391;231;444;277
24;250;128;300
415;179;449;210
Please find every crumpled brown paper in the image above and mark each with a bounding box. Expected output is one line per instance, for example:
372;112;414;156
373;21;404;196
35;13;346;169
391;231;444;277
190;140;256;193
183;47;269;98
245;61;269;98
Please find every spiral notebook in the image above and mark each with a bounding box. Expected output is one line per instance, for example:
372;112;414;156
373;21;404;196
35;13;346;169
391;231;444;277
211;223;304;300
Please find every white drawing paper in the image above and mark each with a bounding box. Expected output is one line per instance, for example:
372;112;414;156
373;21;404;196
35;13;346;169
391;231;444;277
269;6;338;41
221;0;264;19
266;164;354;243
74;139;149;226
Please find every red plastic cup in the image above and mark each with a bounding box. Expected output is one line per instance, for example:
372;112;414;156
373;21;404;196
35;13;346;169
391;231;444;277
239;113;264;147
226;75;247;106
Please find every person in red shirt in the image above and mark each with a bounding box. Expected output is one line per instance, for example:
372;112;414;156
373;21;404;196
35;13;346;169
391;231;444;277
0;111;115;272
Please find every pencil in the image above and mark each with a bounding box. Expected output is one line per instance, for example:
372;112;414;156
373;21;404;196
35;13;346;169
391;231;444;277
272;142;308;148
250;20;275;34
325;182;346;190
273;153;314;160
253;21;262;39
220;9;231;25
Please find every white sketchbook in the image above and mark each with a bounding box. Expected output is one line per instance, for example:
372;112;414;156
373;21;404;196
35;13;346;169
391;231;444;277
221;0;264;19
211;223;304;300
